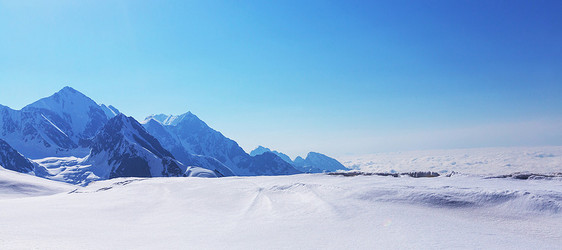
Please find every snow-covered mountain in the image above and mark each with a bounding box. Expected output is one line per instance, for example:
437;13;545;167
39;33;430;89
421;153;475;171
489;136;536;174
22;86;111;146
30;114;217;185
143;113;300;176
0;104;79;158
1;87;305;183
142;118;235;176
293;152;348;173
0;139;37;174
250;146;347;173
250;146;293;163
84;114;216;179
0;87;114;158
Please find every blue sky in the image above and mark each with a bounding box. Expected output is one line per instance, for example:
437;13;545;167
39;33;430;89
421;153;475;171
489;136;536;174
1;0;561;157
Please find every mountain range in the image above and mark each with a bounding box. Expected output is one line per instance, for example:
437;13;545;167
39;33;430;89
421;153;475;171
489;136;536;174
0;87;345;184
142;113;299;176
250;146;348;173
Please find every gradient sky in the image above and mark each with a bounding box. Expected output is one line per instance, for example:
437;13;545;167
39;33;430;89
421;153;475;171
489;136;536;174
1;0;561;158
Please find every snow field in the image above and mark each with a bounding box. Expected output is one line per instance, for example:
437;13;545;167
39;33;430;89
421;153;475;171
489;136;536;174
0;173;560;249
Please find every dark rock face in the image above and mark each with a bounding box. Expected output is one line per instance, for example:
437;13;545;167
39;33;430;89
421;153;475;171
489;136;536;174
87;114;184;179
109;155;152;178
0;139;35;173
160;158;184;177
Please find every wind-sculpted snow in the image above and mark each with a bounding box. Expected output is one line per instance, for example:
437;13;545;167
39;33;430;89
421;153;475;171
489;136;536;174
0;168;73;199
351;176;562;214
0;174;559;249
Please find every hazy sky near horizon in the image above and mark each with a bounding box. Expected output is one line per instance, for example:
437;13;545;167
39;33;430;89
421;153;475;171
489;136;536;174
1;0;561;158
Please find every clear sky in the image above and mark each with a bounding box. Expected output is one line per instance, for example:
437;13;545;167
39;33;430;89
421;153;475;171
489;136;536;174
1;0;561;158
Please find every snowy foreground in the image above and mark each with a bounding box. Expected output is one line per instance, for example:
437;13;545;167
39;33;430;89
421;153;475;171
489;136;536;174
1;169;561;249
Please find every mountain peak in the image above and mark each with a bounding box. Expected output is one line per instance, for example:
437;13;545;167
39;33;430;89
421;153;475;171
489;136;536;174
18;86;110;146
48;86;92;102
99;104;120;119
143;111;203;127
250;146;272;156
163;112;192;126
106;113;132;128
143;114;170;124
24;87;99;113
294;152;347;173
59;86;79;94
307;152;323;157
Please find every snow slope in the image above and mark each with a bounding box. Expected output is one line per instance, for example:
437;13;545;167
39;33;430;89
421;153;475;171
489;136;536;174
0;174;560;249
341;146;562;175
0;167;73;199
